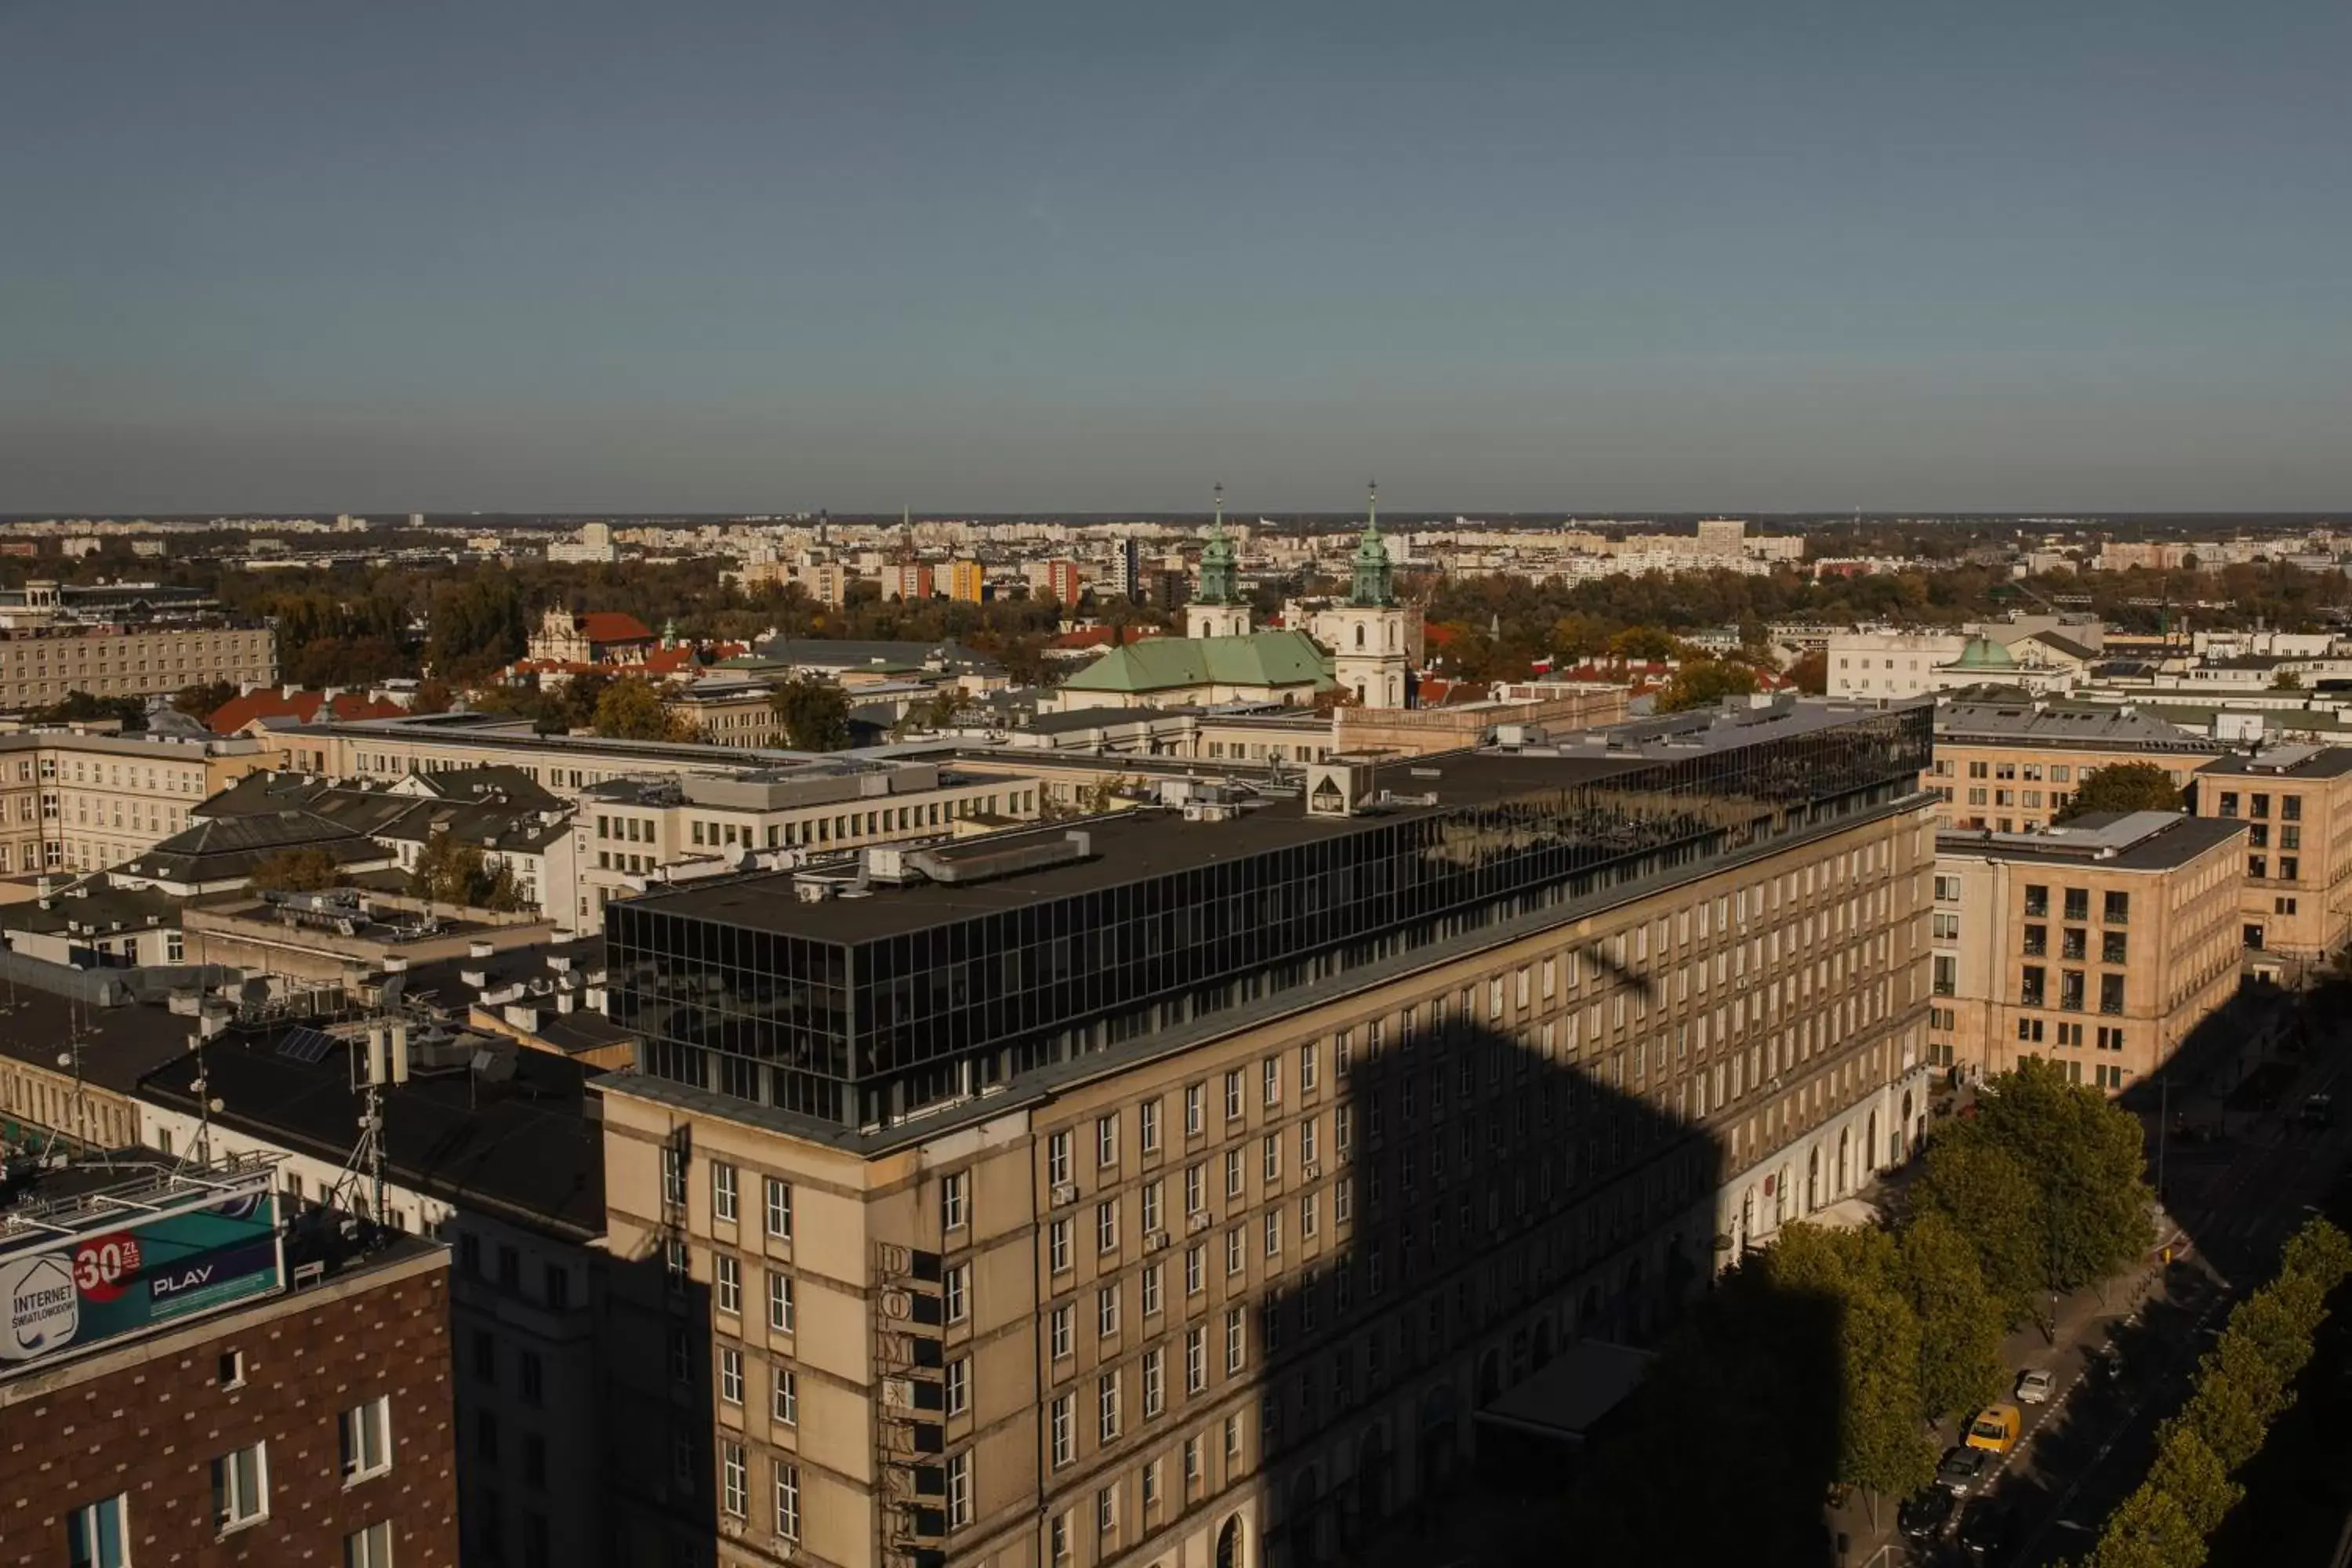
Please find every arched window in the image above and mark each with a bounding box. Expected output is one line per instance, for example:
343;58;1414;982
1217;1513;1247;1568
1354;625;1366;649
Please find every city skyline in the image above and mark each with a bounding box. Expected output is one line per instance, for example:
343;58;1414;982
5;1;2350;514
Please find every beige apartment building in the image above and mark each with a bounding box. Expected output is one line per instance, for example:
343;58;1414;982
0;727;278;880
573;760;1044;930
591;700;1937;1568
2190;746;2352;964
0;618;276;709
668;677;789;749
1927;811;2245;1090
1926;699;2224;835
259;711;826;796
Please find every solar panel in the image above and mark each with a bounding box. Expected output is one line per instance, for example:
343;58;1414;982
277;1027;336;1065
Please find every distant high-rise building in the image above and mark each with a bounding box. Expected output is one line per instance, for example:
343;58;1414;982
1047;559;1085;609
1118;537;1144;601
949;560;986;604
889;563;936;602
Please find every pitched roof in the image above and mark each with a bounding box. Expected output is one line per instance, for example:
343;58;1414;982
577;612;655;644
207;688;408;734
1056;630;1334;694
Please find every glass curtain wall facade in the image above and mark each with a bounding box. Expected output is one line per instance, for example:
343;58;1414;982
610;706;1931;1131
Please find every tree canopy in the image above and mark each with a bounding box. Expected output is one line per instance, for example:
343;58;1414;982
2058;762;2187;822
591;676;692;742
408;834;528;911
249;846;347;893
1655;659;1762;713
769;677;852;751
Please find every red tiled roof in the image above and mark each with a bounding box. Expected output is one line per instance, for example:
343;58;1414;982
207;689;408;733
578;612;655;644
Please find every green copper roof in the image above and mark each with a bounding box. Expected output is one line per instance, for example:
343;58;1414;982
1057;630;1335;694
1951;634;2019;670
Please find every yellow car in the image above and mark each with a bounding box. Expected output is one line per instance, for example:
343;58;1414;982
1965;1403;2022;1455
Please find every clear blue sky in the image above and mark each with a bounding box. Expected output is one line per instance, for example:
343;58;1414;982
4;1;2348;514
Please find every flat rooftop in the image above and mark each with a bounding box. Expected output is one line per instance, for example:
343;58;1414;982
2199;744;2352;779
1936;810;2245;871
626;750;1642;943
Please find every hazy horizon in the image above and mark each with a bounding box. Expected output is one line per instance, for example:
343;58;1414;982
5;1;2349;514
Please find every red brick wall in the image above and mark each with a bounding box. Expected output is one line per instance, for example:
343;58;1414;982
0;1262;459;1567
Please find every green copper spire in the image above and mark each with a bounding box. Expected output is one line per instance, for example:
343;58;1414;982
1348;479;1394;608
1197;481;1240;606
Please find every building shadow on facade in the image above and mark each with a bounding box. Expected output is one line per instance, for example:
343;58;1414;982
1243;1013;1846;1568
601;1123;722;1568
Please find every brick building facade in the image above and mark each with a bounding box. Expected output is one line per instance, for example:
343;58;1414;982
0;1240;458;1568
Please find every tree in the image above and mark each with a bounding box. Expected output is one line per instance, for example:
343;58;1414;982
1787;648;1828;695
2056;762;2186;822
1656;659;1761;713
591;676;688;742
2272;669;2304;691
1608;625;1683;662
172;680;239;722
1759;1225;1937;1515
409;834;488;905
1975;1057;2156;1295
769;677;851;750
409;677;456;715
1899;1210;2006;1422
249;846;347;892
1909;1131;2046;1322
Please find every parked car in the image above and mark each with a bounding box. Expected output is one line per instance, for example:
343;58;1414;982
1965;1403;2023;1454
1937;1445;1993;1495
2016;1368;2055;1404
1956;1498;2017;1559
1899;1484;1958;1540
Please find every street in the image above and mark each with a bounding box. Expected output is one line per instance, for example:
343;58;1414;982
1841;1018;2352;1568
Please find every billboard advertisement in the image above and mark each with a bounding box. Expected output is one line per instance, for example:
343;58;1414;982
2;1179;282;1370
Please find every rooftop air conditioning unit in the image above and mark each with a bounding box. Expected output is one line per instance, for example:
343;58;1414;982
1145;1231;1170;1253
1050;1183;1077;1209
1301;1163;1320;1181
1187;1211;1213;1235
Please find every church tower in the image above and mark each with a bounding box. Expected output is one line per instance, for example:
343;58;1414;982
1325;482;1413;707
1185;482;1254;639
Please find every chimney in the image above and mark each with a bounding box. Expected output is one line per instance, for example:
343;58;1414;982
468;939;495;959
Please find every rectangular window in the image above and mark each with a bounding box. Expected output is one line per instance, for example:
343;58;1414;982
1225;1070;1244;1121
1051;1218;1073;1273
2024;884;2049;917
948;1452;974;1530
2020;966;2046;1007
1262;1058;1280;1107
764;1178;793;1240
2102;931;2128;965
343;1522;394;1568
768;1271;796;1332
942;1172;968;1232
339;1397;392;1482
721;1442;746;1519
1098;1113;1120;1168
1225;1306;1247;1374
1140;1098;1162;1152
711;1161;738;1223
2064;887;2089;922
1144;1345;1166;1415
773;1366;799;1425
1051;1395;1076;1467
1047;1131;1072;1186
1099;1372;1122;1441
773;1462;800;1540
946;1357;970;1417
67;1497;129;1568
715;1255;740;1316
1186;1325;1208;1392
2100;973;2125;1014
1052;1304;1074;1359
1185;1083;1204;1134
946;1265;970;1323
720;1346;743;1406
1097;1200;1119;1253
1299;1041;1319;1091
661;1146;687;1207
1099;1284;1120;1338
211;1443;269;1532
